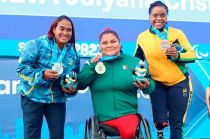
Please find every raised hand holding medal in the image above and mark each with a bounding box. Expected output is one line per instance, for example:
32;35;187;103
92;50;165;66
91;53;119;75
92;53;106;74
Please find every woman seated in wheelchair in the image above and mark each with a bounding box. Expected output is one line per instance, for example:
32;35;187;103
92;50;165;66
78;28;154;139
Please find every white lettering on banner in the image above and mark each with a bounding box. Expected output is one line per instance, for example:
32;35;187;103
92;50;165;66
0;80;10;95
0;80;20;95
65;0;77;5
75;43;99;57
0;80;94;95
103;0;113;12
0;79;87;95
9;0;24;3
165;0;209;12
12;80;20;94
2;0;59;4
18;41;99;57
0;0;150;11
1;0;210;12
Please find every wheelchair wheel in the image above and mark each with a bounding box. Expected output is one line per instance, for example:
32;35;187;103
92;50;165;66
137;114;151;139
84;116;96;139
88;115;96;139
86;115;106;139
84;120;89;139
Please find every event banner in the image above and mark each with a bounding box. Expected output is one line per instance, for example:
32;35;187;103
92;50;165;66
0;0;210;22
0;15;210;57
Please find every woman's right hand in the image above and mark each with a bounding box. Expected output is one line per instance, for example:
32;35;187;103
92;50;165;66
134;79;150;89
91;53;102;63
61;86;76;95
43;70;59;80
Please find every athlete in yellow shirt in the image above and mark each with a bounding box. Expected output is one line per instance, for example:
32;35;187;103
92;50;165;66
134;1;196;139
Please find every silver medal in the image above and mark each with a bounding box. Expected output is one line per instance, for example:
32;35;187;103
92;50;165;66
160;40;170;52
52;63;63;74
95;62;106;74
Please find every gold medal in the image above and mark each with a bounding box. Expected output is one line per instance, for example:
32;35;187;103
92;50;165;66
95;62;106;74
160;40;170;52
52;63;63;74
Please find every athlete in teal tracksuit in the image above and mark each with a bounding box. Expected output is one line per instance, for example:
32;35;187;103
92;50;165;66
17;35;79;103
16;15;80;139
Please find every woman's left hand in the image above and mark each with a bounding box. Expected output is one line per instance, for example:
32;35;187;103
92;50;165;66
61;86;76;95
165;47;178;59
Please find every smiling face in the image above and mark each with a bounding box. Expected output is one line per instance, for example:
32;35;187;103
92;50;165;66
99;33;121;56
149;6;167;29
53;19;72;48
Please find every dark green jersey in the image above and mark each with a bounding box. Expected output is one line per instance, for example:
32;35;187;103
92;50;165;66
78;53;139;122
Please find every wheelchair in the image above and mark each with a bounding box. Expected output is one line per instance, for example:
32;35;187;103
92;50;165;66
84;113;151;139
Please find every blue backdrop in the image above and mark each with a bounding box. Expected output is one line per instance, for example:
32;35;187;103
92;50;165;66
0;5;210;139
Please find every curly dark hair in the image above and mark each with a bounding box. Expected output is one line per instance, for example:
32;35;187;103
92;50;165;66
149;1;168;15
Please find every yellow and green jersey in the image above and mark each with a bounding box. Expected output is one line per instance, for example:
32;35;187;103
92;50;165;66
135;26;196;86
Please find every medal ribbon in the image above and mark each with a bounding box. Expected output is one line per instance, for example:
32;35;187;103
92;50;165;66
50;42;67;66
152;24;168;40
99;54;120;62
50;43;67;67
